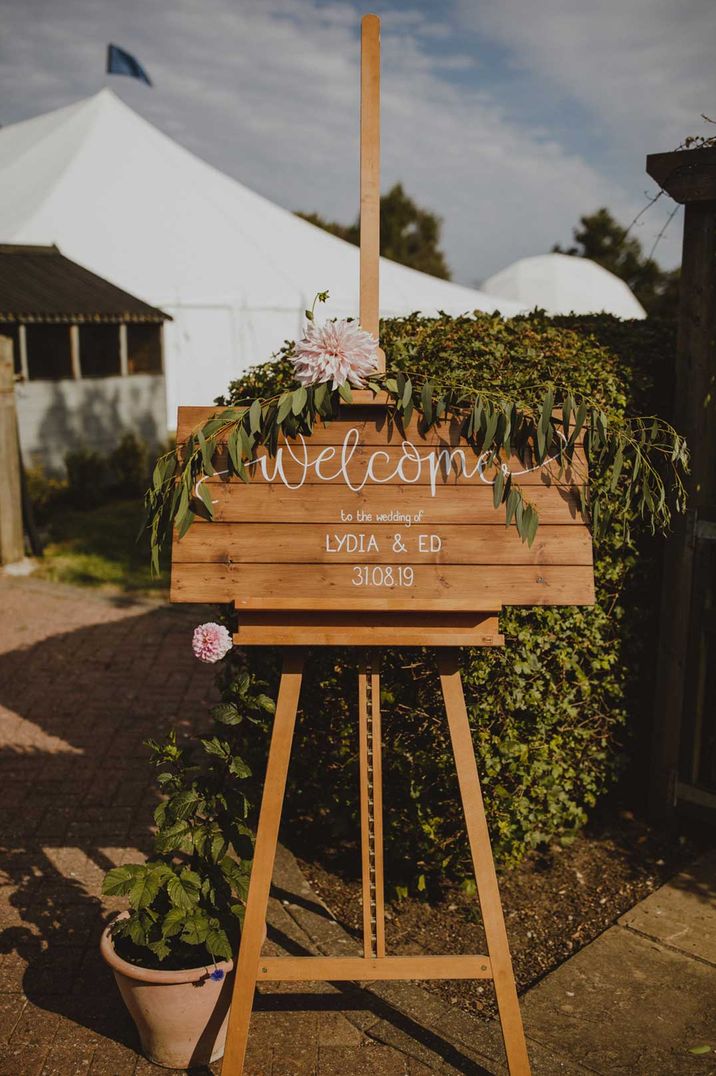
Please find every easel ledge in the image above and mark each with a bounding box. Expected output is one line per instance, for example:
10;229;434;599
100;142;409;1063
233;610;504;647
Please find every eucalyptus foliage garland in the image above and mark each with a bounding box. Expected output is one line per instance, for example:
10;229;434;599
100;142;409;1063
144;372;688;571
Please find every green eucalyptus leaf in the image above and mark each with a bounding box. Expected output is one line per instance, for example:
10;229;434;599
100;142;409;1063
291;386;307;415
277;393;293;423
249;398;262;434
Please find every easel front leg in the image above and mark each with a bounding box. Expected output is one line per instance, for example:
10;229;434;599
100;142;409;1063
438;649;531;1076
222;648;305;1076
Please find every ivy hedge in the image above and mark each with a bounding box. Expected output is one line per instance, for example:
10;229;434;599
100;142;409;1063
217;311;675;878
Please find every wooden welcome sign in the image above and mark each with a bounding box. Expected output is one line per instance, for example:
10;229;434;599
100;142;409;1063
170;15;593;1076
172;404;593;619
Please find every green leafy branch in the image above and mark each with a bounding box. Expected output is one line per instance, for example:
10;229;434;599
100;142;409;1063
142;372;688;571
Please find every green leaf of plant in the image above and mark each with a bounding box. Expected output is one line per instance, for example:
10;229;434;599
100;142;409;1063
196;429;216;476
276;393;293;423
229;756;252;779
148;937;171;960
102;864;141;897
128;869;163;910
420;380;433;424
505;487;520;527
197;482;214;520
154;819;192;854
338;382;353;403
162;908;186;937
206;926;233;962
492;467;505;509
540;387;554;434
249;398;262;434
167;869;202;911
291;387;307;415
169;789;203;820
314;382;329;413
211;702;242;725
202;736;231;759
180;911;210;945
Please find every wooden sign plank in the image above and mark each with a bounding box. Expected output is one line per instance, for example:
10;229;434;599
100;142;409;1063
174;523;593;566
198;481;584;524
206;445;587;488
171;563;595;608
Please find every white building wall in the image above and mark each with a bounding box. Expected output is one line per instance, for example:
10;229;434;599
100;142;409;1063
15;374;167;474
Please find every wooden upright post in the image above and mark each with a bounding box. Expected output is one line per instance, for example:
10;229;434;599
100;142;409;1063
360;13;384;371
0;336;24;566
646;146;716;815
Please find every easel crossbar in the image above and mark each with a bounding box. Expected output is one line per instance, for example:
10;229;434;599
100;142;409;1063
256;955;492;981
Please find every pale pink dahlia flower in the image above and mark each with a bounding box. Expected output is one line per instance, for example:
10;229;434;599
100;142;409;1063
192;622;233;663
291;319;379;390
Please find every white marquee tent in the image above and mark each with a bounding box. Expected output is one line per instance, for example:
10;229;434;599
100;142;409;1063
483;252;646;319
0;89;521;420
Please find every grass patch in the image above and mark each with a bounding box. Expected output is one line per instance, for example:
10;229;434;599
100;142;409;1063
35;498;169;597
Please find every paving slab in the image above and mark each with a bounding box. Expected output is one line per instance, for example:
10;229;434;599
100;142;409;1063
522;925;716;1075
619;850;716;965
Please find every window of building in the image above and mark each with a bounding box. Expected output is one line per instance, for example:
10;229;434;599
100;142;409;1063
127;324;162;374
25;324;73;380
79;324;121;378
0;323;20;376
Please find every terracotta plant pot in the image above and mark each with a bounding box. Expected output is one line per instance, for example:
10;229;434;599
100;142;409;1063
100;920;234;1069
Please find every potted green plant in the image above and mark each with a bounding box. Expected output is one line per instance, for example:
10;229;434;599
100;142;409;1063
100;639;275;1069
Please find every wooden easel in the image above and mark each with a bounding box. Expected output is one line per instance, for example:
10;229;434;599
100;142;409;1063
220;16;532;1074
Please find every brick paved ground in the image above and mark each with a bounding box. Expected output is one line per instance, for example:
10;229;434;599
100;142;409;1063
0;577;430;1075
5;576;709;1075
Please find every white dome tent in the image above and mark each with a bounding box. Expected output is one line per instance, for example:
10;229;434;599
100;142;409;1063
483;252;647;319
0;90;520;422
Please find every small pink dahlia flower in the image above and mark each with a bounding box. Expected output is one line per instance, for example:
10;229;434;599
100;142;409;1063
192;622;233;663
291;319;378;390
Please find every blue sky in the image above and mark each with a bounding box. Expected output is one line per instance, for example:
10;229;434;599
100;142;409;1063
1;0;713;284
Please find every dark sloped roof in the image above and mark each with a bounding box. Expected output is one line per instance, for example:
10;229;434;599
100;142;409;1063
0;244;170;323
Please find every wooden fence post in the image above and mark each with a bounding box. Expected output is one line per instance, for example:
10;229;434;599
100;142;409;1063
0;336;25;566
646;146;716;815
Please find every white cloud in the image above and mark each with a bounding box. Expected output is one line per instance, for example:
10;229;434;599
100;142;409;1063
0;0;684;282
459;0;715;154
